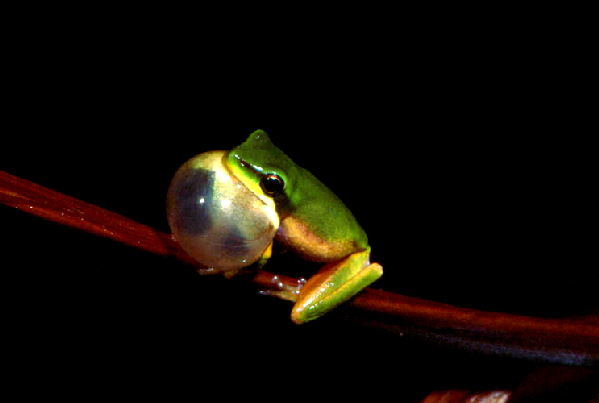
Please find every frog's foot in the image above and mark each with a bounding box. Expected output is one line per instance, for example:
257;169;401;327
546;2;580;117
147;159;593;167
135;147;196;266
258;275;307;302
291;249;383;324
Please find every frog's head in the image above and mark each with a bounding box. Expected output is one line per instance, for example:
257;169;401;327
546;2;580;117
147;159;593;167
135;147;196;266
226;130;298;212
166;131;299;273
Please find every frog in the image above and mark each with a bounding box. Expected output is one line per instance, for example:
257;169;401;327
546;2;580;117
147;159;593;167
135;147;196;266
166;130;383;324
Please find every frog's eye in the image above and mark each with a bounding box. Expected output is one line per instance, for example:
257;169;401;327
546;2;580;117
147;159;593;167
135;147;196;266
166;151;279;272
260;174;284;197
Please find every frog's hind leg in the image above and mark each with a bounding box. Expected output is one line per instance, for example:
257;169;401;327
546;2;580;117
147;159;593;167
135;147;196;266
290;248;382;324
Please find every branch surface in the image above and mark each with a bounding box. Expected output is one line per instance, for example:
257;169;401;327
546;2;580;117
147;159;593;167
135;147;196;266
2;170;598;366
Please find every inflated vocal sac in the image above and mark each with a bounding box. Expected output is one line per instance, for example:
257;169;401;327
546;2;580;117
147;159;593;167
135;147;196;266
166;150;278;272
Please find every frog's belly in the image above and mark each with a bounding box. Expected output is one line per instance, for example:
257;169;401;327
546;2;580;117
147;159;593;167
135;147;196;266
275;216;363;262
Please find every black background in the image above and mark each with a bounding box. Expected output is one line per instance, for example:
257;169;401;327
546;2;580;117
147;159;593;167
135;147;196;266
3;9;597;402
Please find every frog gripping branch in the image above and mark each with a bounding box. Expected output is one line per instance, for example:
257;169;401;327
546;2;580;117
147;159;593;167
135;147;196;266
167;130;383;324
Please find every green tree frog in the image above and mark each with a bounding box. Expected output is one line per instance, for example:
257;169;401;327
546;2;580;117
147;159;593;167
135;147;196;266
166;130;383;324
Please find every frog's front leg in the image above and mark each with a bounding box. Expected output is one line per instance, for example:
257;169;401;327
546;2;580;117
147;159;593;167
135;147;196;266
290;247;382;324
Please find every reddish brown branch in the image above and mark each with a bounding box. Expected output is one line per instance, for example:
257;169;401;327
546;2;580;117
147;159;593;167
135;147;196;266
0;170;195;265
2;170;598;366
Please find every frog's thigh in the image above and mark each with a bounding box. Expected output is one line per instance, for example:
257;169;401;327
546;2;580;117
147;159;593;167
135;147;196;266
291;249;383;324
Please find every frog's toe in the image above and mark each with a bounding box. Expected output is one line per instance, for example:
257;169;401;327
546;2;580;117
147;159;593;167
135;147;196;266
258;276;306;302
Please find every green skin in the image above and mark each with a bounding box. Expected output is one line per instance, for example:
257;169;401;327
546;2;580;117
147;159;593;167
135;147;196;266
226;130;383;324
